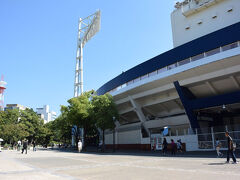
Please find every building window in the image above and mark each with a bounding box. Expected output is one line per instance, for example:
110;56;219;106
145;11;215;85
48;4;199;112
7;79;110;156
149;70;157;77
191;53;204;61
222;42;238;52
205;48;220;57
126;80;133;86
121;83;126;88
133;77;140;83
140;74;148;80
178;58;190;66
167;63;177;70
157;67;167;73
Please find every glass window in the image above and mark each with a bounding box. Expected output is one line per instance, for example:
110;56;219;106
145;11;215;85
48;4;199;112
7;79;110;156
222;42;238;52
140;74;148;80
126;80;133;86
133;77;140;83
178;58;190;66
191;53;204;61
121;83;126;88
167;63;177;70
157;67;167;73
117;86;121;91
205;48;220;57
149;70;157;77
111;88;117;92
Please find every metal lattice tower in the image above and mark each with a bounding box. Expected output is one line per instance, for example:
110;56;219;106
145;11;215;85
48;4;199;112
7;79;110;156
0;75;7;110
74;10;101;97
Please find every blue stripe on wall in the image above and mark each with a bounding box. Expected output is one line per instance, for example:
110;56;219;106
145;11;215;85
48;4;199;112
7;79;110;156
97;22;240;95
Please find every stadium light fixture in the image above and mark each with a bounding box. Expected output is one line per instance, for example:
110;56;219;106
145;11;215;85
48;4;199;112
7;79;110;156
74;10;101;97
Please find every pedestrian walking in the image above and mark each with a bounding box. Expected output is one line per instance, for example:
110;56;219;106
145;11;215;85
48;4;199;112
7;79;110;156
177;139;182;153
21;139;28;154
225;131;237;164
17;140;21;151
171;139;176;155
78;139;82;153
162;138;168;155
215;138;223;157
32;141;36;151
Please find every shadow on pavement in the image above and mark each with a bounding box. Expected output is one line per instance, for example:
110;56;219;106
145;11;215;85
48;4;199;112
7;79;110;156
208;162;226;165
42;146;240;159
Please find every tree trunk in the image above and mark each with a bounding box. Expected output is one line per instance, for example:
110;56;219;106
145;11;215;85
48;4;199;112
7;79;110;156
75;126;79;149
102;129;105;152
83;127;87;150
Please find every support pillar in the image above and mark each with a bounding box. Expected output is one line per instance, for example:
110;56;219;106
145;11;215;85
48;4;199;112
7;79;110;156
129;96;150;137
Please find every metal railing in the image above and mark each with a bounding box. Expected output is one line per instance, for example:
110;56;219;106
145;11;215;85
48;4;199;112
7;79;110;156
109;41;240;94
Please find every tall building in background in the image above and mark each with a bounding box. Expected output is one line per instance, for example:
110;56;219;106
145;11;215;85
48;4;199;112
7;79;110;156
5;104;27;111
36;105;56;124
0;75;7;111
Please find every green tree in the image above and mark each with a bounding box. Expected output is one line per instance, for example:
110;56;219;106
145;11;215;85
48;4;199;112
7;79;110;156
67;91;93;147
52;106;72;144
19;108;44;143
0;109;28;146
92;93;119;151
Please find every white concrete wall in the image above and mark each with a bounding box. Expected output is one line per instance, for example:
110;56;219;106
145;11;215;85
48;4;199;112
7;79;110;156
145;115;189;129
165;134;199;151
172;0;240;47
105;133;113;144
105;129;141;145
118;130;141;144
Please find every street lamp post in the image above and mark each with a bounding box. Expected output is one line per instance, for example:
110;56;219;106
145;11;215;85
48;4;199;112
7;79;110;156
113;116;116;152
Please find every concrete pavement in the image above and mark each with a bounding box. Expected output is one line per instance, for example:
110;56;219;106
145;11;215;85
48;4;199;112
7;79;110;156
0;149;240;180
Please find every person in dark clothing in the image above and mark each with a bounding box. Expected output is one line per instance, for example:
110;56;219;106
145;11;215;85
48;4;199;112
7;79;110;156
225;131;237;164
22;139;28;154
171;139;176;155
162;138;168;155
32;141;36;151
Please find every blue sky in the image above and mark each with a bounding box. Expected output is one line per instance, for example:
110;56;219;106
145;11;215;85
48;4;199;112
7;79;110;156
0;0;175;115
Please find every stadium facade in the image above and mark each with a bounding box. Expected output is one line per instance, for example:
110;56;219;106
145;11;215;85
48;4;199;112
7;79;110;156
97;0;240;151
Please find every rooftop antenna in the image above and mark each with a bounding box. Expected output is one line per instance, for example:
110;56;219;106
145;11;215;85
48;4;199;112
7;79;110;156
74;10;101;97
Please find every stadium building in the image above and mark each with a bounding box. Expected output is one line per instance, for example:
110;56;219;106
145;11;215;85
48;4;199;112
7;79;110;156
97;0;240;151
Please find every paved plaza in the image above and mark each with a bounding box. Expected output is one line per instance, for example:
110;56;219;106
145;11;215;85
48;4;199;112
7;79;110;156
0;149;240;180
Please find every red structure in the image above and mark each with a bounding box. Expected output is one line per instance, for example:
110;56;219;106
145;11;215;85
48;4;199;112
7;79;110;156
0;75;7;110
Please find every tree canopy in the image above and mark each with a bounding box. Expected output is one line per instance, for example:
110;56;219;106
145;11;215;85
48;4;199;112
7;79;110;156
0;91;119;150
0;108;51;147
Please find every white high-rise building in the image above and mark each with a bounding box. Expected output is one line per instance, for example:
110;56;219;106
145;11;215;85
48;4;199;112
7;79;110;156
36;105;57;124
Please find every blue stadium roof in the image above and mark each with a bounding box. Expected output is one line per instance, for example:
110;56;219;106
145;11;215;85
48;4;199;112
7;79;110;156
97;22;240;95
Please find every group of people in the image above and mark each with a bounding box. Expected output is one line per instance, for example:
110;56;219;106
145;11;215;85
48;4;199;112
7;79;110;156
161;131;237;164
17;139;36;154
162;138;183;155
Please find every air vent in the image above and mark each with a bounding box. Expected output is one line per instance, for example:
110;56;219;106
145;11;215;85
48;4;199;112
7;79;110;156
227;7;233;12
197;20;203;25
185;25;190;30
212;13;217;19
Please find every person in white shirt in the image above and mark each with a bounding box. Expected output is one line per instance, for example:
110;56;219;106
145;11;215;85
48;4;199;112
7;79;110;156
215;138;223;157
78;140;82;153
17;140;21;151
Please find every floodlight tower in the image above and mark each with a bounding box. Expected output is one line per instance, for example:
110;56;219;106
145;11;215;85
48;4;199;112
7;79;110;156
74;10;101;97
0;75;7;110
